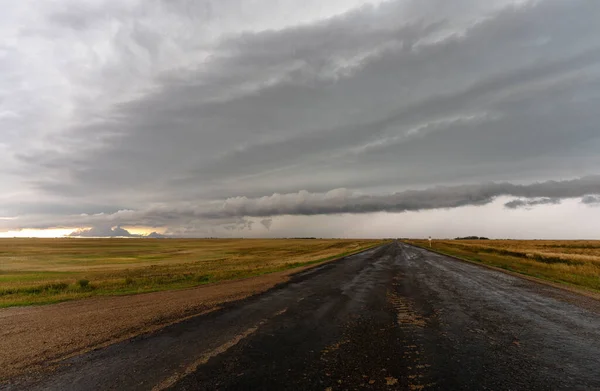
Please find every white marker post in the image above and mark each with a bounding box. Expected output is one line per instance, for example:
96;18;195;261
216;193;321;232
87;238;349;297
428;236;432;248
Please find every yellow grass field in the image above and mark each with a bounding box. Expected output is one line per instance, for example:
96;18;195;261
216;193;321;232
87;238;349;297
0;238;385;307
406;239;600;292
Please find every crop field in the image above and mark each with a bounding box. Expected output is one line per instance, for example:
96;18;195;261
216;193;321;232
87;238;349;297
0;238;384;307
406;239;600;292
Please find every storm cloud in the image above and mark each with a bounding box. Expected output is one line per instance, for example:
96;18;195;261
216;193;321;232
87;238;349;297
1;0;600;237
504;198;562;210
203;176;600;218
581;195;600;205
4;176;597;235
69;225;139;238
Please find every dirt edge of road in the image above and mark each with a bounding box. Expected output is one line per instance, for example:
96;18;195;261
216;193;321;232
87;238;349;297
0;244;383;383
405;242;600;302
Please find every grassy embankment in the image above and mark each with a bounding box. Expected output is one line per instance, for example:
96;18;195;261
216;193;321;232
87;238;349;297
406;239;600;293
0;238;385;307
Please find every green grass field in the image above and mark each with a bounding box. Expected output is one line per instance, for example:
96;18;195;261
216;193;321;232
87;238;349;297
0;238;385;307
406;239;600;293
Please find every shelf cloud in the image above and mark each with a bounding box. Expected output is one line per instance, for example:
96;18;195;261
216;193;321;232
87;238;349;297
2;0;600;237
203;176;600;218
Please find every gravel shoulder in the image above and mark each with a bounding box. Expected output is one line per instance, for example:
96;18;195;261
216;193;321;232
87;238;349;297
0;265;323;381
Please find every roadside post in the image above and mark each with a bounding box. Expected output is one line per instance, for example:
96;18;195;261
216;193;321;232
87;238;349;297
428;236;432;248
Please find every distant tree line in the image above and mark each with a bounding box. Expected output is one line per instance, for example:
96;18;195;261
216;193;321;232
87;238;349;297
454;236;490;240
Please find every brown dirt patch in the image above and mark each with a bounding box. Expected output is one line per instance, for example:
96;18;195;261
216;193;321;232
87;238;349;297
0;267;312;381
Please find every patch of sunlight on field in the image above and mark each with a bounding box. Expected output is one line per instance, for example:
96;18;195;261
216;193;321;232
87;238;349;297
406;239;600;292
0;238;386;307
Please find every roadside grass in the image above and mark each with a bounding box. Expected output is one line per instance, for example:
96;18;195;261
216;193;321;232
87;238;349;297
406;239;600;292
0;238;385;307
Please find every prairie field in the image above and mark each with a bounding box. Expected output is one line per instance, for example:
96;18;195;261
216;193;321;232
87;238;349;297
407;239;600;292
0;238;384;307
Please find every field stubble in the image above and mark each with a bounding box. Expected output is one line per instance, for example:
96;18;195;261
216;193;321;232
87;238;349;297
0;238;384;307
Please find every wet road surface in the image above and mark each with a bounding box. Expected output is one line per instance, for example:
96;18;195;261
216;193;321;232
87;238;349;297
9;242;600;390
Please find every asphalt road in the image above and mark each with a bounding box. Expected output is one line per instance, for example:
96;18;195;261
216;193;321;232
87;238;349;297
9;242;600;390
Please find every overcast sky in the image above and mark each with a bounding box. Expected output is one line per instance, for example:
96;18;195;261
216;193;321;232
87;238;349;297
1;0;600;238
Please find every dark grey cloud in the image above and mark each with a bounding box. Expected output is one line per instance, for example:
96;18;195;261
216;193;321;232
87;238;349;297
16;0;600;202
504;198;561;210
223;218;255;231
201;176;600;218
69;225;168;238
2;176;600;237
260;218;273;230
581;195;600;205
2;0;600;237
69;225;138;238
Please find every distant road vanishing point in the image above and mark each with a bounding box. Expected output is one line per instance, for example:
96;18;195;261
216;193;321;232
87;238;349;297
9;242;600;390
